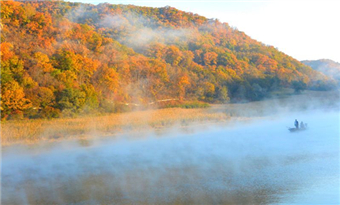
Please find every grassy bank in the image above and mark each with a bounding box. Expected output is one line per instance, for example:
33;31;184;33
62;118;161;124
2;90;338;146
1;107;231;146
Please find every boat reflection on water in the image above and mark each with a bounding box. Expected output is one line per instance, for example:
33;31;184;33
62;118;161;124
288;127;307;132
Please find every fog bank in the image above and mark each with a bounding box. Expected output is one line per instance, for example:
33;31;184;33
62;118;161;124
2;105;339;204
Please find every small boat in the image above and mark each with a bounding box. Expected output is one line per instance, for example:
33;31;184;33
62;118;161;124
288;127;307;132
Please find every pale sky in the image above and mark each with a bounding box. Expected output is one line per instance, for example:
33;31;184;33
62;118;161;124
72;0;340;62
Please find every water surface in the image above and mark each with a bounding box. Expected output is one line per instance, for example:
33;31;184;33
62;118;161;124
2;108;339;204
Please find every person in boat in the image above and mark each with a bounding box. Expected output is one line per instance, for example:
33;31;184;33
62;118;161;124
300;121;305;129
294;119;299;129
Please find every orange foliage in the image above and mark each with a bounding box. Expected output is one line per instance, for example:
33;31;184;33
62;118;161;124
0;0;333;119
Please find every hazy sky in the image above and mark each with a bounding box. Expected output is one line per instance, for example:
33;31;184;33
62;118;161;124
72;0;340;62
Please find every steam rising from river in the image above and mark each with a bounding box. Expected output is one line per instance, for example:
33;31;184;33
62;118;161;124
2;100;340;204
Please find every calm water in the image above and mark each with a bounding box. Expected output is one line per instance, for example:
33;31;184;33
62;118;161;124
1;109;339;204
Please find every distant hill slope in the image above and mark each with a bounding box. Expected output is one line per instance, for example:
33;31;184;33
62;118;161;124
301;59;340;82
0;1;336;119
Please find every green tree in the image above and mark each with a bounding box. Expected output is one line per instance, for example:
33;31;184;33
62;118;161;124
217;86;230;103
81;84;99;112
57;88;86;113
292;81;307;93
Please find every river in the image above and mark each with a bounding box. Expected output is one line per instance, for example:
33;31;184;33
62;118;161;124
1;94;339;204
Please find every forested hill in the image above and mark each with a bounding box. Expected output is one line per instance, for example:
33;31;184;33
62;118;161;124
0;1;336;119
301;59;340;83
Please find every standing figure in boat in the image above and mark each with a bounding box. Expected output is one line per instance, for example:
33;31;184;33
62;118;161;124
294;119;299;129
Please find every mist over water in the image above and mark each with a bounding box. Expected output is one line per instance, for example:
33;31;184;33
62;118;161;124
2;93;340;204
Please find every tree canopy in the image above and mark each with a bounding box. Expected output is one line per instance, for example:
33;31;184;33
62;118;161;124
0;0;336;119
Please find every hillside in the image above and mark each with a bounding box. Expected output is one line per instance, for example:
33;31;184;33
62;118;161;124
301;59;340;82
0;0;336;119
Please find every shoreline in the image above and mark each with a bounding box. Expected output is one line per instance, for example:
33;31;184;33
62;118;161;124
1;116;259;148
1;107;233;147
1;90;338;147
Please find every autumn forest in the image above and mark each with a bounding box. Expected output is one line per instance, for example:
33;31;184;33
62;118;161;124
0;0;336;120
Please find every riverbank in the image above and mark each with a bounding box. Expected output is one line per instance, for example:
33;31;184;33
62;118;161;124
1;107;234;146
1;90;338;146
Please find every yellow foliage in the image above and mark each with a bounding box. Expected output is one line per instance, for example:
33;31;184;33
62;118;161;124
1;81;32;112
34;52;54;72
